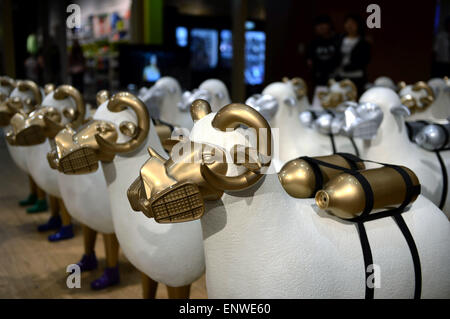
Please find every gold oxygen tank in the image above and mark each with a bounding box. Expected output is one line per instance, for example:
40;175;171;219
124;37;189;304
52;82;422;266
315;166;420;219
278;154;365;198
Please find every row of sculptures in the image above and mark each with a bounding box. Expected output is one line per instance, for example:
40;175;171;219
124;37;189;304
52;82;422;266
0;74;449;298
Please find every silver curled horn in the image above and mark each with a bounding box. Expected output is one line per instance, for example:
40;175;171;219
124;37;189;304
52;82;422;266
245;94;279;122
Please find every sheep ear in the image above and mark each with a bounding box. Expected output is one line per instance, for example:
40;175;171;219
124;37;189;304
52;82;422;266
284;96;296;107
215;91;225;100
390;104;411;117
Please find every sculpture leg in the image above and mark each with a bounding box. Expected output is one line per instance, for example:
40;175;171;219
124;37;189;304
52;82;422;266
48;199;74;242
166;284;191;299
91;233;120;290
76;225;98;272
19;175;37;206
37;196;61;232
26;185;48;213
142;273;158;299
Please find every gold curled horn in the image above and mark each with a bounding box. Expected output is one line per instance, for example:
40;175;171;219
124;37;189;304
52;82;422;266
16;80;42;105
327;78;336;87
95;92;149;154
200;103;272;191
412;81;434;111
292;77;307;98
191;99;212;122
397;81;406;91
0;77;15;89
53;85;85;128
282;76;289;83
44;83;55;95
96;90;110;107
340;79;357;101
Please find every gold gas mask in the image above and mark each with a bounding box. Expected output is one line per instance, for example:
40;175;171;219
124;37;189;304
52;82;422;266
48;91;150;175
318;79;357;108
398;81;434;113
127;100;273;223
0;79;40;127
6;85;84;146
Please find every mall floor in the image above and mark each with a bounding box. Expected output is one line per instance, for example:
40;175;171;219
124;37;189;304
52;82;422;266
0;139;207;299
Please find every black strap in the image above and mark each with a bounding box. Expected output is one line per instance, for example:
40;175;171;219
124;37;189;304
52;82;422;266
152;118;175;132
306;156;422;299
436;151;448;209
349;137;360;157
329;134;337;154
299;156;324;193
392;214;422;299
356;222;375;299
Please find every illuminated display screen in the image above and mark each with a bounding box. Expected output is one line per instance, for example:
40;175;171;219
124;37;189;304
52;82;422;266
190;28;218;70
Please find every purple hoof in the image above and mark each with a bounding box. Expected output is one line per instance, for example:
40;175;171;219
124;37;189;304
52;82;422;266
37;215;62;232
91;266;120;290
77;253;98;272
48;225;74;242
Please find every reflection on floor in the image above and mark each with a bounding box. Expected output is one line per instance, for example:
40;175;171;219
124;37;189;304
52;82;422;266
0;143;207;298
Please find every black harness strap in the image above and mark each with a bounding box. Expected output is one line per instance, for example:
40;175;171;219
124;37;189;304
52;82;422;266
303;156;422;299
349;137;360;157
329;134;337;154
436;151;448;209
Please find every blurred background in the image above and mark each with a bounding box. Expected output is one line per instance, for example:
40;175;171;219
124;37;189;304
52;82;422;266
0;0;446;104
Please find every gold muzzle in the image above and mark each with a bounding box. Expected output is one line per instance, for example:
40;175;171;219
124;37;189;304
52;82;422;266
48;146;99;175
128;177;205;223
48;120;118;175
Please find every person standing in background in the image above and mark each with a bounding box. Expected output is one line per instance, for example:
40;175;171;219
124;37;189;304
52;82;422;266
307;15;341;87
335;14;371;94
68;39;85;93
432;16;450;78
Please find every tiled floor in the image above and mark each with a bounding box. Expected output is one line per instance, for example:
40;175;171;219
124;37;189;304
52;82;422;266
0;143;207;298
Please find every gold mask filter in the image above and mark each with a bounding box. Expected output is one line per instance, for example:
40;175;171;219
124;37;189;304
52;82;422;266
128;101;273;223
48;91;150;175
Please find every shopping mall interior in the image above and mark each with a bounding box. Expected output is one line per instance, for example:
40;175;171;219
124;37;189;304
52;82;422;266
0;0;449;302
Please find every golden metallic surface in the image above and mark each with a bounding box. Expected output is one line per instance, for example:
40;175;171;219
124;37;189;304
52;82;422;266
44;83;55;95
315;166;420;219
128;140;228;222
0;76;15;89
399;81;435;113
319;79;357;108
119;121;138;138
397;81;406;90
47;120;118;174
190;99;211;122
96;90;110;107
17;80;42;105
128;103;274;223
340;79;358;101
0;79;41;127
282;77;308;99
278;154;366;198
5;85;85;144
95;92;149;155
53;84;85;128
206;102;272;191
412;81;434;112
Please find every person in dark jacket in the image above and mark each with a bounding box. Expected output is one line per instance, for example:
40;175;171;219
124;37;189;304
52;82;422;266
336;14;371;95
307;15;341;87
